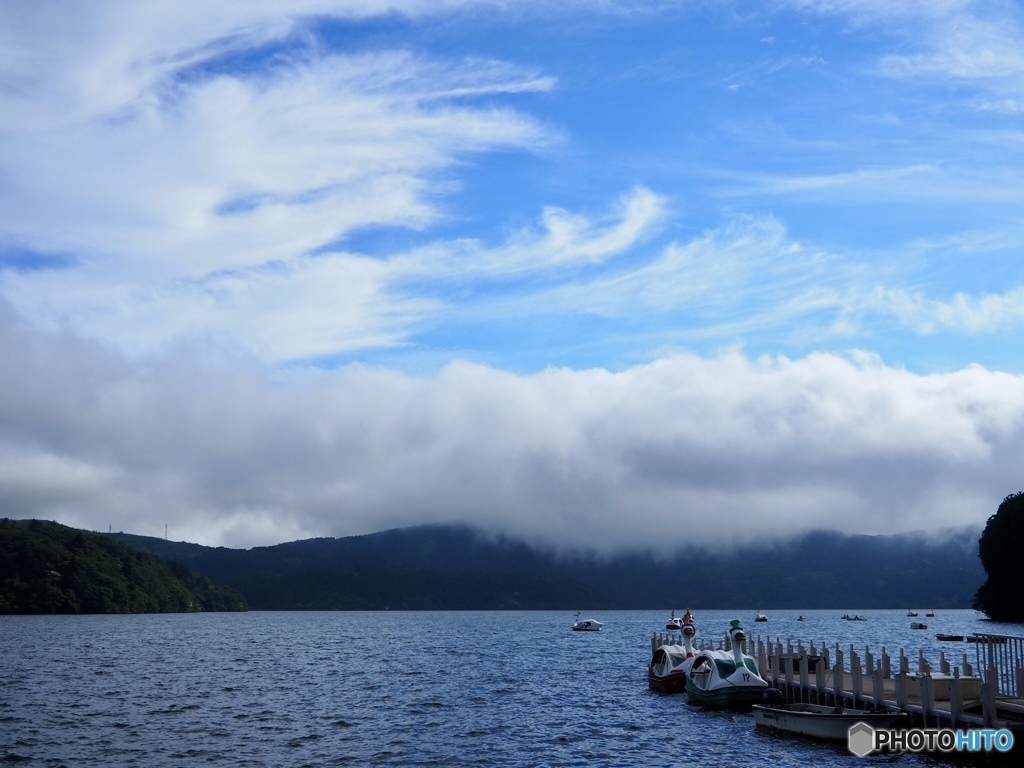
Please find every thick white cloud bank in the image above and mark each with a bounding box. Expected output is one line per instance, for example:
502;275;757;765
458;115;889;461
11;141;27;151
1;305;1017;551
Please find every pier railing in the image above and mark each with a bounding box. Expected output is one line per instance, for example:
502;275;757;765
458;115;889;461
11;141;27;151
751;633;1024;730
972;633;1024;699
650;630;1024;730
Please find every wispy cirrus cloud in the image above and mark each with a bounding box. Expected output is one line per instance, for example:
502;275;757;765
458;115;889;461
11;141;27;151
877;12;1024;82
495;212;1024;347
0;3;560;362
1;48;554;271
1;186;662;364
862;285;1024;335
781;0;1024;92
713;164;942;199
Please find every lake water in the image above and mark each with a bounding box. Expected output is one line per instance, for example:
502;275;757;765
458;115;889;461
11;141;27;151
2;609;1019;767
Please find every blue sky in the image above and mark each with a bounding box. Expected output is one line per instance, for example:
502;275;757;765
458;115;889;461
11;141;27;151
2;1;1024;551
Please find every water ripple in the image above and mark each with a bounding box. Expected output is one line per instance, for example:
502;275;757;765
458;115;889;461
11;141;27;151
1;610;1005;767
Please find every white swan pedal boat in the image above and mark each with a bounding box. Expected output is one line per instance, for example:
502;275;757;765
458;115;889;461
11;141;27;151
572;611;602;631
685;619;768;709
648;608;698;693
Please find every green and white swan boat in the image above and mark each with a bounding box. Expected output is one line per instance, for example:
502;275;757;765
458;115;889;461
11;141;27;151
685;619;768;709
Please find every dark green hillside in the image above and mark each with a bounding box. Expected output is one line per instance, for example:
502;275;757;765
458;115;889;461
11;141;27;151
0;519;246;614
108;522;985;611
110;525;601;610
573;528;984;610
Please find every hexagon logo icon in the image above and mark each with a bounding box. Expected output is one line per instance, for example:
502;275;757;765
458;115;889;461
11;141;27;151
848;722;876;757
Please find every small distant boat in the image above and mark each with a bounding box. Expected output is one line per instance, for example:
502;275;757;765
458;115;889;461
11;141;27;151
841;614;866;621
753;692;910;741
686;619;768;709
925;610;935;617
572;611;602;632
666;609;683;630
906;610;918;617
797;615;806;621
754;610;768;622
649;609;698;693
910;621;928;630
936;633;964;642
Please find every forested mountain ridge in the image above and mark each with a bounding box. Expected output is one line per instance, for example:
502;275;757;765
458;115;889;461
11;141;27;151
0;519;247;614
104;523;984;611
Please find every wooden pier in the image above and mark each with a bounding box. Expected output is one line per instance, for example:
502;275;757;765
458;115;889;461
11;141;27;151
650;630;1024;732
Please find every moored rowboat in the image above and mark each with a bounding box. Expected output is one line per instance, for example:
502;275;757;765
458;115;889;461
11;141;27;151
752;702;910;740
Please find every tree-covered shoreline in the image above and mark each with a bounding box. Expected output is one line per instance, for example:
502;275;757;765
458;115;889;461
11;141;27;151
2;516;998;615
113;522;985;612
0;519;246;614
